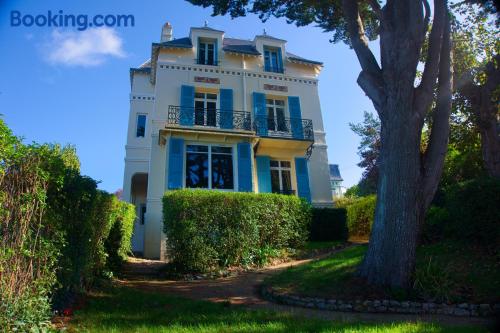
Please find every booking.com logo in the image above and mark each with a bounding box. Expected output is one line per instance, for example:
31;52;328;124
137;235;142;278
11;10;135;31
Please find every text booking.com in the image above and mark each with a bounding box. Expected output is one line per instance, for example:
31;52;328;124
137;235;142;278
11;10;135;31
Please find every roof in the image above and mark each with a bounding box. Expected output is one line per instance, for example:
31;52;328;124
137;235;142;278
191;26;225;33
155;37;193;49
287;52;323;66
255;34;287;42
222;37;261;56
329;164;343;181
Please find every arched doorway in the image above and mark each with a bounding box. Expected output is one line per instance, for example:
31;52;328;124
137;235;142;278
130;173;148;255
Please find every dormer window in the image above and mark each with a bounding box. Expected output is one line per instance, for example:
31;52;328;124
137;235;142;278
264;46;283;73
197;38;217;65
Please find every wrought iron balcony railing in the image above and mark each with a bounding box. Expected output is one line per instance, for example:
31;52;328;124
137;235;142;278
167;106;314;141
167;105;252;131
254;116;314;141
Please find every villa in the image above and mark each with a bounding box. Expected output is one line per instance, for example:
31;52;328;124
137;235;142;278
123;22;333;259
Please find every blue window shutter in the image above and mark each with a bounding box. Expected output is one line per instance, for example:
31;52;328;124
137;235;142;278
220;88;233;129
253;92;267;136
214;39;218;65
264;49;271;71
256;156;271;193
295;157;311;202
288;96;304;139
180;85;194;126
167;137;184;189
277;48;283;73
237;142;253;192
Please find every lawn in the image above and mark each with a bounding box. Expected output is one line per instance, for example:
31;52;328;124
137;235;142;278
266;242;500;304
67;285;483;333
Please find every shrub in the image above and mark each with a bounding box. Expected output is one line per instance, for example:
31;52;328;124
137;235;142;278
0;126;58;331
163;190;311;273
105;198;136;271
440;177;499;249
346;195;376;239
309;208;348;241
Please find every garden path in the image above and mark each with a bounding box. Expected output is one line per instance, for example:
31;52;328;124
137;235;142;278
118;246;493;329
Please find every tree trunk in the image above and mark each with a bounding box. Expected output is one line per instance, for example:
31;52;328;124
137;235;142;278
478;98;500;178
358;109;423;288
356;0;452;289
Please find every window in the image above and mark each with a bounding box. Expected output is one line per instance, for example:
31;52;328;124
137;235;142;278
264;47;282;73
198;39;216;65
270;160;293;194
194;92;218;127
139;204;146;225
136;114;146;137
186;144;234;190
266;99;287;132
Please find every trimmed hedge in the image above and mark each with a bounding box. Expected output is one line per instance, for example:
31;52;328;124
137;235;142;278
1;120;137;331
345;195;376;239
163;190;311;273
423;177;500;249
105;198;136;271
309;208;348;241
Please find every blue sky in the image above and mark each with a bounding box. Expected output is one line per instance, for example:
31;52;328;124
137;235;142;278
0;0;378;192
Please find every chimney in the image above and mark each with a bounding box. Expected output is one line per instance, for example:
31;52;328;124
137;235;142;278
161;22;172;42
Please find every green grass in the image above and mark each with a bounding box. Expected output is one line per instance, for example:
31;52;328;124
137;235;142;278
68;285;482;332
266;242;500;303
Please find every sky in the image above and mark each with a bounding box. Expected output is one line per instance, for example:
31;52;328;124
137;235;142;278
0;0;379;193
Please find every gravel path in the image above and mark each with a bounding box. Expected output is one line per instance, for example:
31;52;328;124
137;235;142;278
118;249;494;329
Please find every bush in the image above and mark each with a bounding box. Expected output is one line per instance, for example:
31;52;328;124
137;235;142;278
346;195;376;239
105;198;136;271
423;177;500;249
309;208;348;241
163;190;311;273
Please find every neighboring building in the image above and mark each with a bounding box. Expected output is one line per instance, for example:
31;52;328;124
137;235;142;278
123;22;333;259
329;164;344;198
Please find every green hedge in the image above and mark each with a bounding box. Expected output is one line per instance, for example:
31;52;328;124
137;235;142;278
423;177;500;249
345;195;376;238
1;119;137;331
309;208;348;241
105;198;136;271
163;190;311;273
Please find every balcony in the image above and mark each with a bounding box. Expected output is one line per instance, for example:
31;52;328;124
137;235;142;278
167;105;252;131
254;116;314;141
166;106;314;142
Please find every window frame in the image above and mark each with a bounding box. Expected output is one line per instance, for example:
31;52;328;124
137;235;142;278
183;142;236;191
266;98;287;132
270;160;293;193
194;91;219;127
136;114;147;138
264;46;282;73
198;39;216;65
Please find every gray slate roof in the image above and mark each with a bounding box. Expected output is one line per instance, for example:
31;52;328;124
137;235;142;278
156;37;193;48
287;52;323;66
329;164;343;181
222;37;261;55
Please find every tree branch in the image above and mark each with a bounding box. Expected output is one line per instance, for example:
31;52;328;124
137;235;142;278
342;0;385;109
414;0;447;118
368;0;383;20
422;12;453;211
422;0;431;37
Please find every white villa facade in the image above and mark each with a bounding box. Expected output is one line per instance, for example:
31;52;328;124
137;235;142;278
123;23;333;259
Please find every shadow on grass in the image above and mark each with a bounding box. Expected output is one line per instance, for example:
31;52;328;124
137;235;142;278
68;284;484;333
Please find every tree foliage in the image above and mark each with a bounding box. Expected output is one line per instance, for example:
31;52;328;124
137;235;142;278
349;111;380;196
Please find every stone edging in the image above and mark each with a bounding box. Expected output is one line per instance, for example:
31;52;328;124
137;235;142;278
261;286;499;317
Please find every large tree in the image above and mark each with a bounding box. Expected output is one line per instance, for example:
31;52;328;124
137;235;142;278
188;0;453;288
452;2;500;178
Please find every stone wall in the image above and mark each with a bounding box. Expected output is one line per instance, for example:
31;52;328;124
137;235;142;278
261;286;499;317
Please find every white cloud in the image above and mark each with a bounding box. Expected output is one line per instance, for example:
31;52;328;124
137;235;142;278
45;28;126;66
